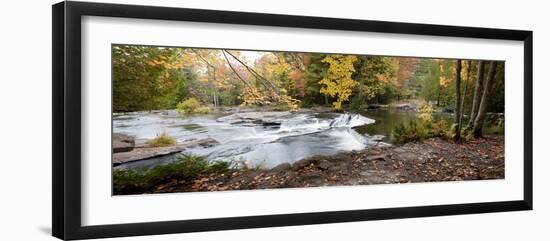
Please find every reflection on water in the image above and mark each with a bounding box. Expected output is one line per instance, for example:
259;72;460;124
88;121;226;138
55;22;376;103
355;109;454;141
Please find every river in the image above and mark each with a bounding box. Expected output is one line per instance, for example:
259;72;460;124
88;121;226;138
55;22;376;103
113;108;479;170
113;109;396;169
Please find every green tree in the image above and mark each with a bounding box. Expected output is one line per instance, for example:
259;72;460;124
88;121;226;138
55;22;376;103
303;53;329;106
350;56;398;108
112;45;185;112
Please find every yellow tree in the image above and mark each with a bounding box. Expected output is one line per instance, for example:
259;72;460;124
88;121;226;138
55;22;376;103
318;55;358;110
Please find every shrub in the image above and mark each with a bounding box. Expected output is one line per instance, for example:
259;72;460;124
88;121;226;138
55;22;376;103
417;103;434;122
484;115;505;135
271;102;292;111
392;119;454;144
391;120;429;144
113;154;231;194
428;120;451;138
147;132;176;147
176;97;211;115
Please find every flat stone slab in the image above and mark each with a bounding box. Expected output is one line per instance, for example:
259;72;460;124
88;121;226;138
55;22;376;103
113;133;135;153
112;138;218;164
216;111;292;125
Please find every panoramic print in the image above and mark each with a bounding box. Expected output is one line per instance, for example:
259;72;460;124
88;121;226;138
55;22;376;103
111;45;505;195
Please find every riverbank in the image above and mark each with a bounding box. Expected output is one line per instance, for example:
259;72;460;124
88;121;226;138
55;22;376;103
113;135;504;195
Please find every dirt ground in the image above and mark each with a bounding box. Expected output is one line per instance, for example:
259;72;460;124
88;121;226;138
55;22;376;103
148;136;504;193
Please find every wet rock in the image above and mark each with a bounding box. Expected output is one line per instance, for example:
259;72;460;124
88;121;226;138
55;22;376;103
370;135;386;142
291;159;314;171
113;138;219;164
113;133;135;153
261;120;282;127
270;163;291;173
193;138;219;148
217;111;291;125
367;104;389;109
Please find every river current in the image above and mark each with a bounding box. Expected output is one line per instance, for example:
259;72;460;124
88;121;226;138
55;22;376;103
113;110;385;169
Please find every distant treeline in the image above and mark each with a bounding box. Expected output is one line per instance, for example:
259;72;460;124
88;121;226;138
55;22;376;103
112;45;504;114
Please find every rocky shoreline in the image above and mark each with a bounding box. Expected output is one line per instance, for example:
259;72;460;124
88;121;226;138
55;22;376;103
135;136;504;194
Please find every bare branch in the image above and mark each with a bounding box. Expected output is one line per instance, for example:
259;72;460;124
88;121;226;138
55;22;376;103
221;51;252;88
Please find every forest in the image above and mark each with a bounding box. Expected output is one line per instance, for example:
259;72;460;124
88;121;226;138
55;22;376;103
111;45;505;195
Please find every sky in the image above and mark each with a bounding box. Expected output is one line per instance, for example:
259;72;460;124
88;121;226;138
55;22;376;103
238;50;266;65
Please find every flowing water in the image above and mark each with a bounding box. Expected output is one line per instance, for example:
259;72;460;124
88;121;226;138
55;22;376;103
113;110;388;169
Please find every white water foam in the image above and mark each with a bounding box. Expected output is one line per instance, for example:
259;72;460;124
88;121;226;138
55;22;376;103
114;111;377;169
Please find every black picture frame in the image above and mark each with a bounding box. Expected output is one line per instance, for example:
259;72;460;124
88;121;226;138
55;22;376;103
52;1;533;240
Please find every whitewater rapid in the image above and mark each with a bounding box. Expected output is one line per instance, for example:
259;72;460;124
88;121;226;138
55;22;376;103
113;111;380;169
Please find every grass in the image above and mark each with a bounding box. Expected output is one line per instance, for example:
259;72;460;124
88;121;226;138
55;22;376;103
113;154;231;195
147;132;176;147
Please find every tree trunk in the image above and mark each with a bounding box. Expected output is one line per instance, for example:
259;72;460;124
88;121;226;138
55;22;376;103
436;84;441;107
472;61;497;138
460;61;472;121
209;65;218;108
454;60;462;141
468;61;486;128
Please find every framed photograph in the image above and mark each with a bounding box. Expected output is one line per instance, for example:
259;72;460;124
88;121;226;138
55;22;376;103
52;1;533;240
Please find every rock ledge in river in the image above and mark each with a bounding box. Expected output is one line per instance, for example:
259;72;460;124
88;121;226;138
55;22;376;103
112;138;219;165
113;133;135;153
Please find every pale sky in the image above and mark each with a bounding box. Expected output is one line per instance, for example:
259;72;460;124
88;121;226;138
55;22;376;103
238;50;267;65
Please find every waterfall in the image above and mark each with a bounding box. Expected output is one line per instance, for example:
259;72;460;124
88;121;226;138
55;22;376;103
330;113;375;128
278;115;329;132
